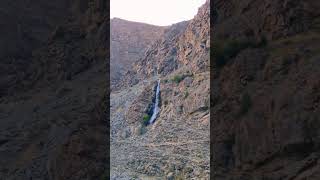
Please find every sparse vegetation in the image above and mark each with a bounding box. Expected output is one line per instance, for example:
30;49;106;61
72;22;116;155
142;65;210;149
170;73;193;84
213;39;250;67
171;75;184;84
163;79;169;83
269;31;320;59
184;91;189;98
213;37;267;67
174;169;187;180
131;175;139;180
175;174;184;180
142;114;150;126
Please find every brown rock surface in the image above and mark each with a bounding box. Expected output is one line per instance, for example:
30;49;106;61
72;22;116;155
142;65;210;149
212;0;320;179
214;0;320;41
125;82;155;125
111;18;165;89
117;0;210;90
0;0;108;179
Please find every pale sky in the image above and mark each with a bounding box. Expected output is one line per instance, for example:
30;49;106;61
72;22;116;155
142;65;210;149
110;0;207;26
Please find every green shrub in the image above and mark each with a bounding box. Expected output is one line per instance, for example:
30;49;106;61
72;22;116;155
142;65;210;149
184;91;189;98
171;75;184;84
170;72;194;84
131;175;139;180
142;114;150;126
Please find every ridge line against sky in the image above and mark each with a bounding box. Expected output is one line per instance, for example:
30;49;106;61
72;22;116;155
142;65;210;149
110;0;207;26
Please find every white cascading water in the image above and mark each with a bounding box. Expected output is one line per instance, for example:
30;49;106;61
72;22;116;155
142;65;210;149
148;79;160;124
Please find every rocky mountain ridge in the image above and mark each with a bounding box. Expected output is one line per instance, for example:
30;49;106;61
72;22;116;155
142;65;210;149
110;18;166;89
115;0;210;91
112;20;189;91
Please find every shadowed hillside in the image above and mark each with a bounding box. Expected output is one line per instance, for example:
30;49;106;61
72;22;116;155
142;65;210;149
0;0;108;179
212;0;320;179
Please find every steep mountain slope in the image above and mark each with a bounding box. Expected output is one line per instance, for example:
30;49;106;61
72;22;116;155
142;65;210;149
117;0;210;90
111;1;210;179
0;0;70;59
110;18;165;89
212;0;320;179
0;0;108;97
0;0;108;179
114;20;188;91
0;0;69;97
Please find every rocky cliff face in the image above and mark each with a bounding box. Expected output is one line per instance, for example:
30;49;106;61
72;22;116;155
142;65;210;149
213;0;320;179
110;18;165;89
111;0;210;179
113;20;189;91
0;0;108;96
133;21;189;77
0;0;108;179
117;0;210;90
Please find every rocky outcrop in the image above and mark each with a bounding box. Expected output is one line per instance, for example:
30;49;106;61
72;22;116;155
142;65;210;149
110;18;165;89
113;21;189;90
134;21;189;77
125;82;155;125
177;0;210;73
212;0;320;179
0;0;108;179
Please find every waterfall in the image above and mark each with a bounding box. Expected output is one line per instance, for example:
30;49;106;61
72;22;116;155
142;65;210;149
148;79;160;124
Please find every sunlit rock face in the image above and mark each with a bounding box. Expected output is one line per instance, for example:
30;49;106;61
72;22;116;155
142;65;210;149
110;18;165;90
111;1;210;179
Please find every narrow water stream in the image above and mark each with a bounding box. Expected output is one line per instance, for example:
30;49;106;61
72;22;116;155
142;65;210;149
148;79;160;124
